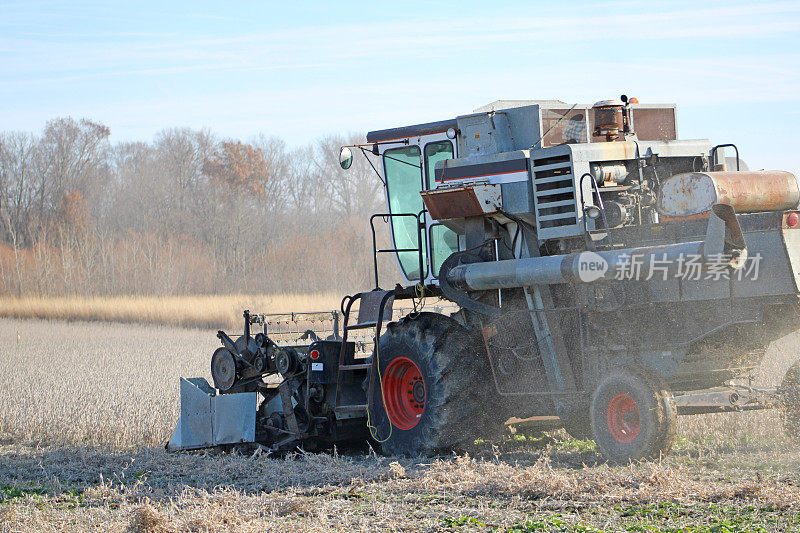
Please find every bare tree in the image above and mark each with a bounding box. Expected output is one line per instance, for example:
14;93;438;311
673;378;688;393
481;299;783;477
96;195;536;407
0;119;397;297
314;134;382;218
154;127;216;214
37;117;110;215
107;141;169;233
0;132;40;246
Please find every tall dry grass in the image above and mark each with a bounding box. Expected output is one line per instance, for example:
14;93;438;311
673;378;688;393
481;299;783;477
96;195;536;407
0;293;343;330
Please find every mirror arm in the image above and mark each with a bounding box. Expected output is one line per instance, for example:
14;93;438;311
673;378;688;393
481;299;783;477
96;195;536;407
339;138;412;186
342;138;409;150
358;146;386;186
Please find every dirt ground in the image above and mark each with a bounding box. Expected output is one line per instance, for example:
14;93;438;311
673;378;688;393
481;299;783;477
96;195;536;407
1;318;800;531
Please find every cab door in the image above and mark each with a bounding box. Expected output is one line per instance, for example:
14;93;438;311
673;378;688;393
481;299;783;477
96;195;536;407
380;132;458;286
421;136;459;283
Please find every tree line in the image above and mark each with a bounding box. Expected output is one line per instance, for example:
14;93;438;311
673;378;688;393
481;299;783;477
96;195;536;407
0;117;394;296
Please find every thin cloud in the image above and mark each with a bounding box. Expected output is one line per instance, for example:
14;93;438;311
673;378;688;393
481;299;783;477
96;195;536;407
1;0;798;162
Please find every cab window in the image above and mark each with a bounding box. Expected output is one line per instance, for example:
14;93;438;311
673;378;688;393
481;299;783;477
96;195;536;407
424;141;454;189
424;141;458;275
542;108;588;147
384;145;426;279
430;224;459;277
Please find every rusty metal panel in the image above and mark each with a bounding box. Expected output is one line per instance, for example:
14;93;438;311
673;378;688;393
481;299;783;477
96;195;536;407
421;184;501;220
421;187;482;219
658;171;800;217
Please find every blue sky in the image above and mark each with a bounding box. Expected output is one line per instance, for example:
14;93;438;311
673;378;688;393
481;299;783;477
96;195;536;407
2;0;799;174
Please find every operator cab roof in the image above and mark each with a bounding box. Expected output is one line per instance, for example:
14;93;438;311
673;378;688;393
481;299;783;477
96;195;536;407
366;118;457;143
365;101;564;143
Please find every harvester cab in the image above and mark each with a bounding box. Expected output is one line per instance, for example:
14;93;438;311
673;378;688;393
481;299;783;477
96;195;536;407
347;97;684;289
169;96;800;463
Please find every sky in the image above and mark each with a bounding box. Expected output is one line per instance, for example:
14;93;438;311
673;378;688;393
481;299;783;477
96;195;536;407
2;0;800;174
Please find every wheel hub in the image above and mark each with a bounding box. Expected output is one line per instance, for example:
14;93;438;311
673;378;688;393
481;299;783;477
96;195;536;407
606;392;640;443
382;357;426;430
211;348;237;391
412;379;425;404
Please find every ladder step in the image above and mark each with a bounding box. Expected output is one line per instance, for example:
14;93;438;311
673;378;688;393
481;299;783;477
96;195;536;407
335;404;368;412
338;363;372;371
346;321;378;330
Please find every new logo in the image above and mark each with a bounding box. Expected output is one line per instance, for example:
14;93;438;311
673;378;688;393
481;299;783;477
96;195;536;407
576;251;609;282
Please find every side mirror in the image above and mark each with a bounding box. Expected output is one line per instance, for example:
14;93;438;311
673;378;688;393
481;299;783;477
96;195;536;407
339;147;353;170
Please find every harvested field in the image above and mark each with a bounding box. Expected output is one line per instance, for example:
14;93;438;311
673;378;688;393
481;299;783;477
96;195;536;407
1;317;800;531
2;443;800;532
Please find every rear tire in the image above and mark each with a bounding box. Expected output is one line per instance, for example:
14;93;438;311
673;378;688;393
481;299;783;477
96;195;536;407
368;312;497;456
779;360;800;441
590;366;677;463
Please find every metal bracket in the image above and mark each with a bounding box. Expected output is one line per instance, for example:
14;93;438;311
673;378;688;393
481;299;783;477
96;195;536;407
279;381;301;436
523;287;565;391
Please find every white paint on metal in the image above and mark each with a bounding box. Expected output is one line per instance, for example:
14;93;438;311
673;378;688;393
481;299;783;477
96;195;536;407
471;183;503;213
439;170;528;185
658;172;717;217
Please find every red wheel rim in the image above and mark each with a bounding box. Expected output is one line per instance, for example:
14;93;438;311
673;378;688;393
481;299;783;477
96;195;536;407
382;357;425;430
606;393;640;443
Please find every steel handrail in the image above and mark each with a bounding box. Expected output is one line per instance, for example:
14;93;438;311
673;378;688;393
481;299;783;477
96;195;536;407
369;212;426;289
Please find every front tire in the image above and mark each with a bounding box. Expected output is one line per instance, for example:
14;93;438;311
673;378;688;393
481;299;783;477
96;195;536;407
368;312;495;456
590;366;677;463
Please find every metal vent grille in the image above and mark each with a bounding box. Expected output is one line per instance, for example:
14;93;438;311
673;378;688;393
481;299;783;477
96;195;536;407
531;152;578;238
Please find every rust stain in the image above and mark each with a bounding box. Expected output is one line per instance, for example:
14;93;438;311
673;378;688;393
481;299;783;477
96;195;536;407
660;212;711;222
658;170;799;217
421;187;484;220
482;324;498;339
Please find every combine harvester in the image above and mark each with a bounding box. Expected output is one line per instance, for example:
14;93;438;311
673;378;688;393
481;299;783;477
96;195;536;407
169;97;800;462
